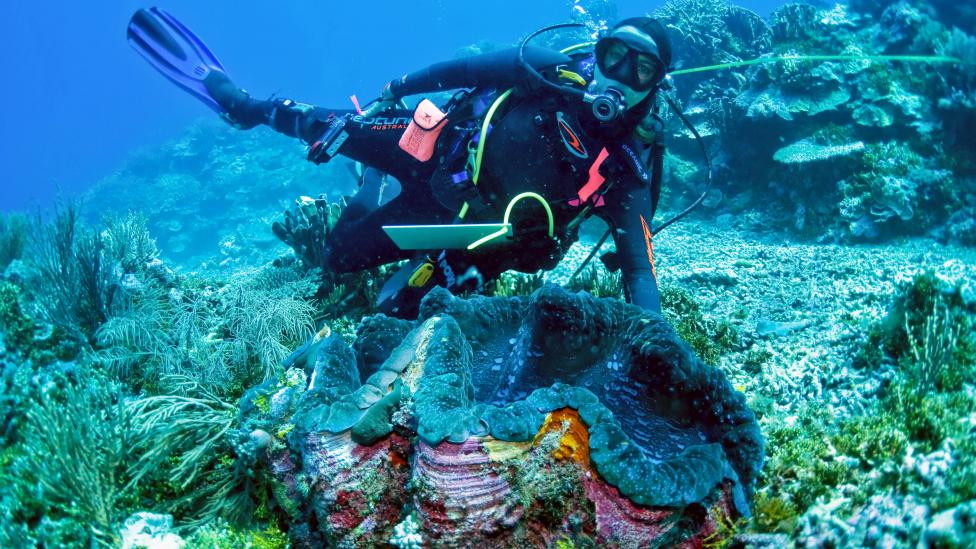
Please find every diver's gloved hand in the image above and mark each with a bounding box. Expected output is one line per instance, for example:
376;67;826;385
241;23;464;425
360;82;398;117
203;71;268;130
271;195;339;269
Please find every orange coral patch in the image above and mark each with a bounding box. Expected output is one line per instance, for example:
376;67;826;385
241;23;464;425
388;450;408;469
533;408;591;466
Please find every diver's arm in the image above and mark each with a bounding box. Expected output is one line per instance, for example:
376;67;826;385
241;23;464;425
598;173;663;314
387;46;571;97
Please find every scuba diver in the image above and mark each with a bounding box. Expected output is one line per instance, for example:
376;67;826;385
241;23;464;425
128;7;673;319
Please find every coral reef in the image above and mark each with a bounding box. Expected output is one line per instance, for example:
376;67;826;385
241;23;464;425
243;285;763;547
656;0;771;67
1;2;973;548
752;269;976;542
660;0;975;242
0;211;320;546
1;369;135;547
83;121;354;269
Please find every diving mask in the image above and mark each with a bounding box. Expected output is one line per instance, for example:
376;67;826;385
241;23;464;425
586;25;666;122
595;35;664;92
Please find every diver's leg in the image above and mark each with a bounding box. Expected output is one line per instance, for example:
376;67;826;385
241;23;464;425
323;185;454;273
209;74;427;183
223;90;452;270
343;167;402;223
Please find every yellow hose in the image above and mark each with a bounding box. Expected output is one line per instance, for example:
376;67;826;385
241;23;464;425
467;192;554;250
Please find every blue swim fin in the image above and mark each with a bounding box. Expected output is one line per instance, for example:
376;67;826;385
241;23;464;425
127;7;227;114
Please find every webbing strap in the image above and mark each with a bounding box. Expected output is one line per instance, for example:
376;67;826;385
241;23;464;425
569;147;610;207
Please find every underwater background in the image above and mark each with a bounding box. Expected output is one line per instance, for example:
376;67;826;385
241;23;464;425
1;0;975;547
0;0;779;214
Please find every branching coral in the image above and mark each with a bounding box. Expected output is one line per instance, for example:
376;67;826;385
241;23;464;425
101;212;160;274
94;261;318;395
655;0;771;65
666;0;971;241
222;280;315;382
93;279;173;381
4;375;135;546
25;203;121;342
835;141;956;237
126;375;254;526
736;57;853;121
19;207;167;348
656;0;730;63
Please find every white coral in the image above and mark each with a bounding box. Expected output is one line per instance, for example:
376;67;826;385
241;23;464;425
391;514;424;549
819;4;852;27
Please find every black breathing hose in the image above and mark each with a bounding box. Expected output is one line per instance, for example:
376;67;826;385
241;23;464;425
567;96;714;282
652;95;713;235
517;23;588;100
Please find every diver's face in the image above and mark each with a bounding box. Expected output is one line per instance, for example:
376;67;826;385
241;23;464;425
589;64;652;112
590;26;663;112
600;40;661;90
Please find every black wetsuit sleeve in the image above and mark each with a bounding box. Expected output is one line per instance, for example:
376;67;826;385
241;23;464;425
597;163;663;315
388;46;571;97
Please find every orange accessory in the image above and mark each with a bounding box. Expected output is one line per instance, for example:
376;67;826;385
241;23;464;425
639;214;657;278
398;99;448;162
568;147;610;207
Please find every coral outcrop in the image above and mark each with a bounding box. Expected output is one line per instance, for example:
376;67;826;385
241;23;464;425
656;0;976;242
244;285;764;547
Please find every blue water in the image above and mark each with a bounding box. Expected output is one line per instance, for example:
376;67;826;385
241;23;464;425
0;0;781;213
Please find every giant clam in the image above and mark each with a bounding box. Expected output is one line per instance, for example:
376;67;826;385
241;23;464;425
246;284;764;547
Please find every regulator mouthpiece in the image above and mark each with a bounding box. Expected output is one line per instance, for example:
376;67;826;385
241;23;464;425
588;88;627;123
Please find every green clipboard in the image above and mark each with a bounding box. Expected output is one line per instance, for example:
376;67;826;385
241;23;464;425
382;223;512;250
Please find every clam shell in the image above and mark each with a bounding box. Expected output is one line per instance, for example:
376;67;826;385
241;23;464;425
413;438;524;544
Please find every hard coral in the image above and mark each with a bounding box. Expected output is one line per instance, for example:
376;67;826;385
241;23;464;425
656;0;772;66
773;139;866;164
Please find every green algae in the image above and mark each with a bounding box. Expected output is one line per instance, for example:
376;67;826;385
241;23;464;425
751;492;799;533
661;286;741;365
753;270;976;535
184;521;289;549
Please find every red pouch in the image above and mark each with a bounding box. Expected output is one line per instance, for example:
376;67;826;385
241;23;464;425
399;99;448;162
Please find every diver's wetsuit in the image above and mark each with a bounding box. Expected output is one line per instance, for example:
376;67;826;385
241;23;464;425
250;46;664;314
